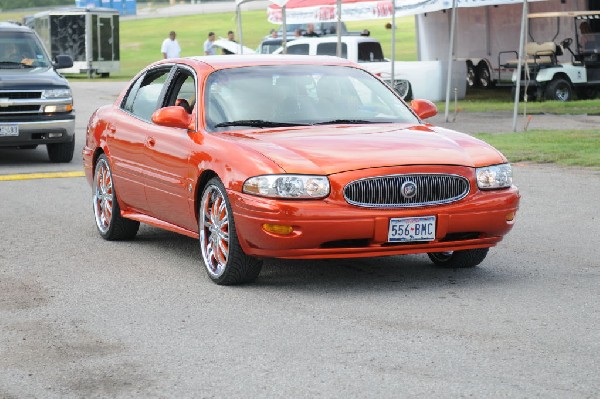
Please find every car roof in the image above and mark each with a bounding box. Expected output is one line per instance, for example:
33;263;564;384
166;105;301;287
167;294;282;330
184;54;357;70
284;36;378;46
0;22;34;33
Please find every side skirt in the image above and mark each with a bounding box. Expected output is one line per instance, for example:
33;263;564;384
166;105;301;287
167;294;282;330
121;211;199;239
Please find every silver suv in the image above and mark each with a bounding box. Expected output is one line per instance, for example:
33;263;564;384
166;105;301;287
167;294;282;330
0;22;75;162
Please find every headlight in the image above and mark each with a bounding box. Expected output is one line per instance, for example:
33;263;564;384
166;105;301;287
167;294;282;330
476;164;513;189
43;89;72;99
243;175;330;199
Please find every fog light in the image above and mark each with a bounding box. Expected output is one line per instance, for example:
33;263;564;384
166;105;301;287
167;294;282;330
44;104;73;113
262;224;293;235
506;212;515;222
48;132;63;138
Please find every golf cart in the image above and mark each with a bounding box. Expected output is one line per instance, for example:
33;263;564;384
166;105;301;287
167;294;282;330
508;11;600;101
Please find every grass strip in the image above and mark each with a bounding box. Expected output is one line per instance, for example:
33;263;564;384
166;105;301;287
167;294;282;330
474;130;600;168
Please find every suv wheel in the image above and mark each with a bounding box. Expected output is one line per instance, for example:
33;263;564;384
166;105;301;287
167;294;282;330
47;136;75;163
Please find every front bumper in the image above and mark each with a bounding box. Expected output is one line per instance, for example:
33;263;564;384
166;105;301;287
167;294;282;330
230;186;520;260
0;115;75;147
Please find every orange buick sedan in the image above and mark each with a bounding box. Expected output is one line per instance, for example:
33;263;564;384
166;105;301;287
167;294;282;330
83;55;520;285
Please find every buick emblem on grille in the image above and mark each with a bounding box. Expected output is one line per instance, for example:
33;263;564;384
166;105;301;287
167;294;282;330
401;181;417;199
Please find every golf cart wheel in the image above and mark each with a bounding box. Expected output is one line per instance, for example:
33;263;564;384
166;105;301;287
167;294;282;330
545;78;573;101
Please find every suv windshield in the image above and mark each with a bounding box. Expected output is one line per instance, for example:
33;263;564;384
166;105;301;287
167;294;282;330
0;31;51;68
204;65;419;131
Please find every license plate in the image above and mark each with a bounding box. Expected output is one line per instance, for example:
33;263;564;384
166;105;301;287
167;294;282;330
0;125;19;137
388;216;436;242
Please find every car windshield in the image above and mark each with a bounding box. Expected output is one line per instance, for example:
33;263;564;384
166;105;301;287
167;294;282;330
0;31;51;69
204;65;419;131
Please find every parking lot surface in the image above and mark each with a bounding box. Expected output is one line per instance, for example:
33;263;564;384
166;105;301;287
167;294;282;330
1;82;599;398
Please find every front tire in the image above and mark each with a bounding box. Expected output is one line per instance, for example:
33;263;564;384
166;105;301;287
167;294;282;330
545;78;573;101
428;248;489;268
93;154;140;240
199;177;262;285
47;136;75;163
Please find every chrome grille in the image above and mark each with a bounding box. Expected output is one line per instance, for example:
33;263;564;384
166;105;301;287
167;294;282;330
344;174;470;208
0;90;44;114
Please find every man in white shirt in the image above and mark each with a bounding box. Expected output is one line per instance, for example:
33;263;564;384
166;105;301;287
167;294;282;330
204;32;216;55
161;31;181;59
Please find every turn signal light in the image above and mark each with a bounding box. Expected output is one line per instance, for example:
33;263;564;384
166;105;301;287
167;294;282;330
262;224;293;235
44;104;73;113
505;212;515;222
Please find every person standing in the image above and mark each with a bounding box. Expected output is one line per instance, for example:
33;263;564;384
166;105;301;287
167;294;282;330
161;31;181;59
204;32;216;55
222;30;237;55
303;24;320;37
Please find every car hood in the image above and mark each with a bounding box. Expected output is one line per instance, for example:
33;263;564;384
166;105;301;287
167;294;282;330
0;67;70;90
221;124;506;175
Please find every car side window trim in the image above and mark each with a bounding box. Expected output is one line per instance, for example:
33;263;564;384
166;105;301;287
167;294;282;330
120;64;175;123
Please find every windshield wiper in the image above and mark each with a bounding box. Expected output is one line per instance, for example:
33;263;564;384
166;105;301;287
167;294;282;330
0;61;25;68
214;120;308;128
312;119;375;125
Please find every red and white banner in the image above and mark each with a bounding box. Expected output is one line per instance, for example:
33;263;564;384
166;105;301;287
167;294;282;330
266;0;541;24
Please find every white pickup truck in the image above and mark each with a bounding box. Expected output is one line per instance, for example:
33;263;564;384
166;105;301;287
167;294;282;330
275;36;466;102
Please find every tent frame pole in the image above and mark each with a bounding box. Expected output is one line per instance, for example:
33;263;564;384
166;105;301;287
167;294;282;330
444;0;458;122
391;0;396;92
512;0;528;132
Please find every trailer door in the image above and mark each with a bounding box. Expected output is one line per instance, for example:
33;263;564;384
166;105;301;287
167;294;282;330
92;14;117;61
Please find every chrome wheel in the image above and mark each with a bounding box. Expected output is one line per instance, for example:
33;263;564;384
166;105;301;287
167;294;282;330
555;85;570;101
92;154;139;241
198;177;263;285
394;80;410;99
94;157;113;234
200;184;230;278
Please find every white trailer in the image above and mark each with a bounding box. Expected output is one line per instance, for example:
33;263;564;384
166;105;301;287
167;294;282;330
415;0;592;88
28;7;120;77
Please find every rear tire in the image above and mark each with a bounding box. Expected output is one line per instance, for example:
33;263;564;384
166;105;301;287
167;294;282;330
199;177;262;285
93;154;140;241
545;78;573;101
466;62;476;88
428;248;489;268
47;136;75;163
476;62;492;88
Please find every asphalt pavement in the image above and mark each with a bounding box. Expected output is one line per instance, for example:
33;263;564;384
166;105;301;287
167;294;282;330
0;82;599;398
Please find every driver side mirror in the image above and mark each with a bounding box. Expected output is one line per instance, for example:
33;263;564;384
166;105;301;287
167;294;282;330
53;55;73;69
152;106;193;130
410;99;437;120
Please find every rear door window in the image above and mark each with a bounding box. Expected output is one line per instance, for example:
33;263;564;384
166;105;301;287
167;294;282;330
316;42;347;58
357;42;385;62
287;44;309;55
121;67;173;122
